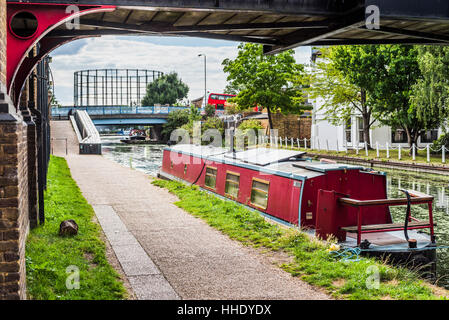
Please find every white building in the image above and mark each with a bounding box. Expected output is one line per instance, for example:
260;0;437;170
310;97;441;151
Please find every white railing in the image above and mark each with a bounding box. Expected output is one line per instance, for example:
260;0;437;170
253;135;448;164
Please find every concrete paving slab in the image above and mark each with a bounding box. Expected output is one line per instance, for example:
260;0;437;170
128;275;180;300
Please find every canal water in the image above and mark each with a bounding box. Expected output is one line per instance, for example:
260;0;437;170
101;135;449;288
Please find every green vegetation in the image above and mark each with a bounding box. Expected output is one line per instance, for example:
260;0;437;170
223;43;310;129
161;108;190;140
152;179;447;300
141;72;189;106
26;156;126;300
308;45;449;152
204;104;216;119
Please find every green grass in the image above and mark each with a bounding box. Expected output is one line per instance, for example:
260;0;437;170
26;156;126;300
152;179;448;300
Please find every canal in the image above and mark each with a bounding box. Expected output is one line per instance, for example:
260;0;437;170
101;136;449;288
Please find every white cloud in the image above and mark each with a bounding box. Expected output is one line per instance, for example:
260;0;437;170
50;36;311;105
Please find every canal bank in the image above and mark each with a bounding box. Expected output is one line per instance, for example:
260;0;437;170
50;121;331;300
99;137;449;291
306;152;449;176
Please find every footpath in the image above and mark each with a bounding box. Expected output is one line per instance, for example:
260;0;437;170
50;120;330;300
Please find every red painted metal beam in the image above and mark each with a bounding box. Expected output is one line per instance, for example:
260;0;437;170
13;36;84;105
6;2;116;105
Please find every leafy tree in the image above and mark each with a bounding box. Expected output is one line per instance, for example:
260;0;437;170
222;43;306;129
161;108;190;140
141;72;189;106
371;45;423;151
307;46;391;148
411;46;449;136
49;90;62;108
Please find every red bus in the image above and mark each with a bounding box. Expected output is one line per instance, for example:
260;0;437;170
207;93;236;111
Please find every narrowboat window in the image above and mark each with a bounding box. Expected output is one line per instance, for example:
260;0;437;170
184;164;187;175
225;172;240;198
250;178;270;209
204;166;217;189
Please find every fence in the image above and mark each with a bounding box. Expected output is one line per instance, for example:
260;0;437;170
250;135;448;164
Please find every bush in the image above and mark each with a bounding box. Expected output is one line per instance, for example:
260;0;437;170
237;119;264;136
161;109;190;140
202;117;224;135
204;104;216;118
431;132;449;154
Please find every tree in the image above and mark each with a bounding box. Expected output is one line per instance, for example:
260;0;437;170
222;43;307;129
370;45;423;151
161;108;190;140
411;46;449;136
49;90;62;108
308;46;393;148
141;72;189;106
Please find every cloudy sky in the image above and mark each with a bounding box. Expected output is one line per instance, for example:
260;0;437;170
50;35;312;105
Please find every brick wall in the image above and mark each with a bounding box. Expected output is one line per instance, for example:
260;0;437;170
0;119;29;300
271;113;312;140
0;0;6;86
0;0;32;299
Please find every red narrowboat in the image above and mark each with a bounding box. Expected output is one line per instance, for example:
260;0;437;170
158;144;437;266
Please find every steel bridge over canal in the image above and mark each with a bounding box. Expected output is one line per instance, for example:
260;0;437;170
51;106;188;125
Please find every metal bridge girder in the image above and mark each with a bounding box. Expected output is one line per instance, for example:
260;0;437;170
6;2;116;104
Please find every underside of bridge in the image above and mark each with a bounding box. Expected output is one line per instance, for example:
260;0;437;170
4;0;449;300
21;0;449;54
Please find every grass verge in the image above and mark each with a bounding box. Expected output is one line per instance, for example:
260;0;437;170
26;156;126;300
152;178;448;300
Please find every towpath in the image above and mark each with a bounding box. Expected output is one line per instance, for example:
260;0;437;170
50;120;331;300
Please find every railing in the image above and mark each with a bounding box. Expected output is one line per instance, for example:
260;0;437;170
240;135;449;165
338;190;435;245
51;106;189;117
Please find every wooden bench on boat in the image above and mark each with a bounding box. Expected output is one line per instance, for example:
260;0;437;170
338;190;435;245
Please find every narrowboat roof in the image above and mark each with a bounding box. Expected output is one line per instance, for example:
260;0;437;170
166;144;369;180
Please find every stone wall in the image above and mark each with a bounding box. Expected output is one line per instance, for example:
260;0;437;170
271;113;312;140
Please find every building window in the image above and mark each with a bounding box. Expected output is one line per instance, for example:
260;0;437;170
421;129;439;143
345;118;352;143
204;166;217;189
250;178;270;209
225;172;240;198
358;118;365;143
392;129;408;143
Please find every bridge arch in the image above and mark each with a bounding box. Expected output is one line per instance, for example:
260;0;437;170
7;3;115;104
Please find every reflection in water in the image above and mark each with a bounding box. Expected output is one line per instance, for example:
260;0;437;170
101;136;166;177
100;136;449;288
385;169;449;288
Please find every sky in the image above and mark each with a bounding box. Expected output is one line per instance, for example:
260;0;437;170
50;35;312;106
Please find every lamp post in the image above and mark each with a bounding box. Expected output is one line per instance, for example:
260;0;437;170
198;53;207;108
